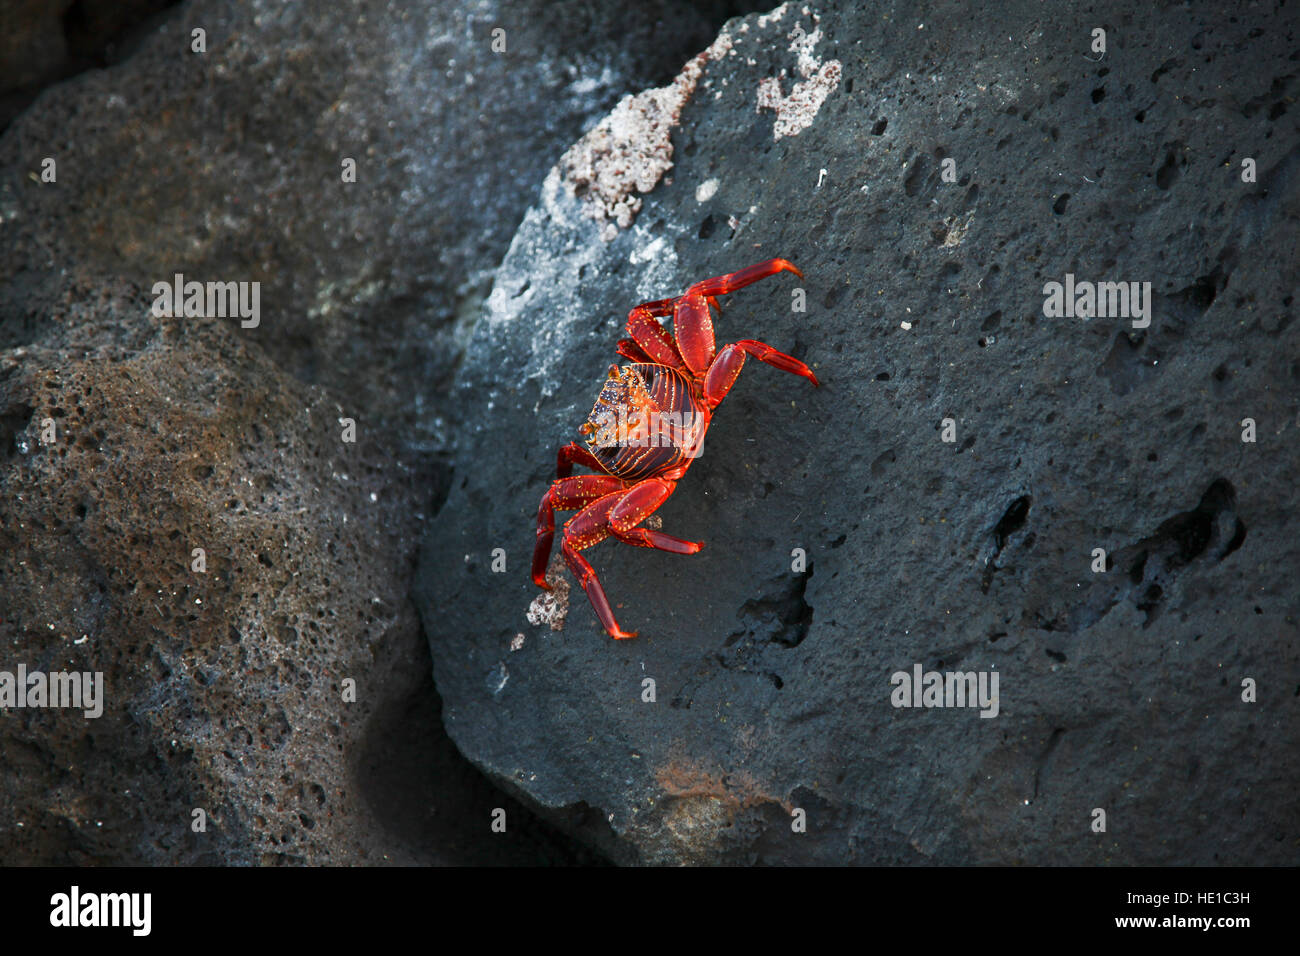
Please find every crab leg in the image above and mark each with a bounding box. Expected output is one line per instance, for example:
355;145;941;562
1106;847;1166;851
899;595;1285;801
559;479;704;638
625;296;689;370
702;344;747;409
626;306;689;371
615;337;655;364
614;527;704;552
609;479;703;553
560;493;637;638
686;258;803;297
533;476;628;587
673;293;716;375
562;540;636;639
672;258;804;376
634;297;677;314
556;441;608;478
733;339;819;386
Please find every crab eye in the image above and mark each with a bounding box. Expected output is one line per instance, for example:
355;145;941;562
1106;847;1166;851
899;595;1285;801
607;364;620;379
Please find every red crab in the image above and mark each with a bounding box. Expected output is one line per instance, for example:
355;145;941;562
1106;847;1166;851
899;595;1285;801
531;258;819;639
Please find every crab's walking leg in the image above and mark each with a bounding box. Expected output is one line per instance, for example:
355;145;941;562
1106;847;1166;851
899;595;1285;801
673;293;717;375
700;339;819;411
626;305;689;371
702;344;747;409
672;259;805;376
562;541;637;639
687;258;803;298
533;476;628;588
635;296;677;314
616;338;655;364
733;339;819;386
556;441;609;479
608;479;704;553
560;493;638;639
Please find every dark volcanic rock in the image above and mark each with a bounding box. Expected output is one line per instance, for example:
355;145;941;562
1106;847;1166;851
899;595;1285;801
0;284;427;863
0;283;606;864
416;1;1300;864
0;0;179;133
1;0;740;446
0;0;76;112
0;0;740;864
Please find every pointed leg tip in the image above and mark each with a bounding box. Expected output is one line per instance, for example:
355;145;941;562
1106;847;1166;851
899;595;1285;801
611;630;639;640
772;258;803;278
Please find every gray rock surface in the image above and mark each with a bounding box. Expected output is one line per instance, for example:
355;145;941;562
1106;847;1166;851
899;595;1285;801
415;0;1300;863
0;288;605;864
2;0;737;446
0;286;422;863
